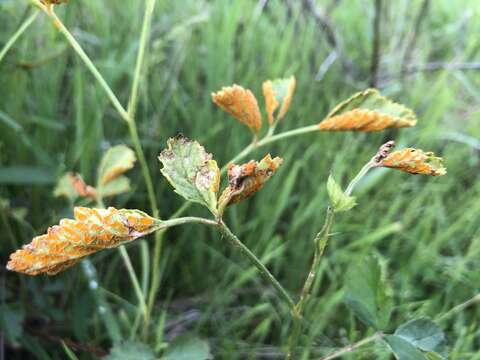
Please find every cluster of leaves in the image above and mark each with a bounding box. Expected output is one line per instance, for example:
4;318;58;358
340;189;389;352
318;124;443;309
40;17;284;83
158;135;283;218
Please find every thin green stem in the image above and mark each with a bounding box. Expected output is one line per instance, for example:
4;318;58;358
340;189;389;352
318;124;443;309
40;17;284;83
218;221;299;317
0;9;40;64
319;332;382;360
127;0;157;120
437;293;480;322
345;159;376;196
118;245;148;325
39;3;131;123
287;207;335;359
287;159;376;358
257;124;319;147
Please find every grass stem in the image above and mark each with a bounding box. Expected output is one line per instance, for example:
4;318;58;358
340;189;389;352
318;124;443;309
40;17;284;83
0;9;40;64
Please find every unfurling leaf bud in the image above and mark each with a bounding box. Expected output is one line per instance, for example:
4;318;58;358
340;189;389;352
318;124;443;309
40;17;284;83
327;175;357;212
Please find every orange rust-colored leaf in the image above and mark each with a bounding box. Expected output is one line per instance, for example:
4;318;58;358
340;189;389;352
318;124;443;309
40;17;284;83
379;148;446;176
218;154;283;212
211;84;262;134
262;76;296;125
6;207;159;276
318;89;417;132
68;173;97;200
318;109;416;132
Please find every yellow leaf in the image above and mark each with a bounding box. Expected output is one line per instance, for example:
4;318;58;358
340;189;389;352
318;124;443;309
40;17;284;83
318;89;417;132
218;154;282;214
211;84;262;134
262;76;296;125
97;145;136;186
379;148;446;176
6;207;159;276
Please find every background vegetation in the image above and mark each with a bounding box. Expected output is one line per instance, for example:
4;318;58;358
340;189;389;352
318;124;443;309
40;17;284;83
1;0;480;358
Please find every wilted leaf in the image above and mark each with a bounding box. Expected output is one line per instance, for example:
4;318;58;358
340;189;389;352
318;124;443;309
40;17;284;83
344;256;392;330
326;175;356;212
262;76;296;124
105;340;155;360
394;318;447;357
218;154;282;213
97;145;136;186
211;84;262;134
6;207;160;276
379;148;446;176
164;334;212;360
159;135;220;214
318;89;417;132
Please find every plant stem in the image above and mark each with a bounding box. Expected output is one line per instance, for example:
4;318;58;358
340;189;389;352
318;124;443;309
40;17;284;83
287;159;376;358
287;207;335;359
344;159;376;196
218;221;299;317
118;245;148;326
257;124;319;147
36;2;131;123
0;9;40;64
319;332;382;360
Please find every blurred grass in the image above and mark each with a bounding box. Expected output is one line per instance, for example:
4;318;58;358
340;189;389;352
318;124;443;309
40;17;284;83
1;0;480;358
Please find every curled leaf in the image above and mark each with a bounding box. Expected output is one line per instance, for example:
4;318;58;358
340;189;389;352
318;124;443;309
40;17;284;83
97;145;136;186
262;76;296;125
379;148;446;176
318;89;417;132
211;84;262;134
218;154;282;213
6;207;160;276
159;135;220;215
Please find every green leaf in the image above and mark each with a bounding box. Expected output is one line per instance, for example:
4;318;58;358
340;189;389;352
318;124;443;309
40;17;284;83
97;145;136;186
395;318;447;358
384;335;426;360
344;256;392;330
54;173;79;201
159;135;220;215
0;304;24;344
163;334;212;360
327;175;356;212
105;340;155;360
97;176;131;198
327;89;417;123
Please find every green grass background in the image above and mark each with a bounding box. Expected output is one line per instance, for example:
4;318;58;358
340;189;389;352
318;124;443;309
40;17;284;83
1;0;480;358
